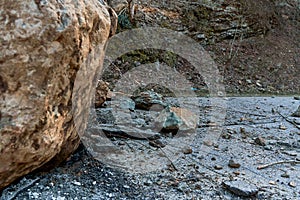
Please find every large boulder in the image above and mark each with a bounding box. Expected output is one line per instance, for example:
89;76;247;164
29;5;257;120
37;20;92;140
0;0;116;190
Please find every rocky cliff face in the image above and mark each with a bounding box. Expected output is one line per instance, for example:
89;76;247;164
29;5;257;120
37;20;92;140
0;0;116;190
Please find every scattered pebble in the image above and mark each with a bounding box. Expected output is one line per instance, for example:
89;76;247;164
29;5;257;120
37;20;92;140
149;140;166;148
214;165;223;170
233;171;240;175
131;91;166;111
222;180;258;197
269;181;276;185
203;140;213;147
279;124;287;130
123;185;130;189
240;127;245;134
281;172;290;178
288;181;296;187
222;133;231;139
254;137;266;146
294;96;300;100
256;81;262;87
72;181;81;186
228;159;241;168
183;148;193;154
246;79;252;84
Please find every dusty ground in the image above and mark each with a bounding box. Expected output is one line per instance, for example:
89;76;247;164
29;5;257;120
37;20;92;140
1;97;300;199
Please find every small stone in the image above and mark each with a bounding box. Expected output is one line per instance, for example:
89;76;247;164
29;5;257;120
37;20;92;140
254;137;266;146
271;108;276;113
72;181;81;186
288;181;296;187
246;79;252;84
256;81;262;87
155;106;197;133
149;140;166;148
131;91;166;111
240;127;245;134
203;140;213;147
294;96;300;100
183;148;193;154
223;180;258;197
222;133;231;139
233;171;240;175
281;172;290;178
214;165;223;170
228;159;241;168
123;185;130;189
196;33;206;39
269;181;276;185
279;124;287;130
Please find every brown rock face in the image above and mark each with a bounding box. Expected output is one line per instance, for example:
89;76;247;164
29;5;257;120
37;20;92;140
0;0;115;190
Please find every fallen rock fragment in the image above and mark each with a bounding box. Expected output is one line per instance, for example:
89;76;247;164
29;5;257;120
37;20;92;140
203;140;214;147
269;180;276;185
288;181;296;187
222;180;259;197
182;148;193;154
228;159;241;168
279;124;287;130
281;172;290;178
254;137;266;146
214;165;223;170
94;124;160;140
131;91;167;111
155;106;197;134
294;96;300;100
149;140;166;148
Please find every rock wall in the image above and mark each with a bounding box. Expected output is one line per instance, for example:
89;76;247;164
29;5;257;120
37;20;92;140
0;0;116;190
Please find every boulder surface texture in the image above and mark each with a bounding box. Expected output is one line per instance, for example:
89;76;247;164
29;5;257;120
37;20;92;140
0;0;115;190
